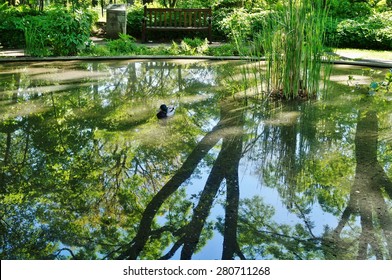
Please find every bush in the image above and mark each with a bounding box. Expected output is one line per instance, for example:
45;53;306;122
333;12;392;50
0;17;25;49
207;42;240;56
328;0;373;19
45;8;96;56
0;4;41;48
168;37;209;55
210;5;236;41
219;8;252;40
106;33;139;54
218;8;273;42
0;5;97;55
80;43;112;56
126;1;144;38
22;15;52;57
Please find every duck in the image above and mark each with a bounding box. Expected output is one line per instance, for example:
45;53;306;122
156;104;175;119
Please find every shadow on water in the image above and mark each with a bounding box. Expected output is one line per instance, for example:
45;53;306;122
0;60;392;260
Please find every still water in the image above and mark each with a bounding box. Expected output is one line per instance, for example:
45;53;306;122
0;59;391;260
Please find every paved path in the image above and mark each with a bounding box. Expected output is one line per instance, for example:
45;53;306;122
0;48;25;57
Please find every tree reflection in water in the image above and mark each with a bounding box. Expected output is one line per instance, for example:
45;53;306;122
0;60;392;260
328;109;392;259
116;99;245;260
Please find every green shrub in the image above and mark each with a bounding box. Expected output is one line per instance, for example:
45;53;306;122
334;12;392;50
0;4;41;48
106;33;139;54
328;0;372;19
176;0;210;8
182;37;207;49
1;5;97;56
375;0;391;12
168;37;209;55
126;1;144;38
80;43;112;56
335;19;364;48
207;42;239;56
0;17;25;49
219;8;252;41
210;7;233;41
22;15;52;57
248;10;272;35
45;8;96;56
218;8;273;43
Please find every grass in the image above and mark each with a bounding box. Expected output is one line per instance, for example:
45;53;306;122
333;48;392;61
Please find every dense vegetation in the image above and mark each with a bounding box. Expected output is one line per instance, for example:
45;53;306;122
1;0;392;56
0;0;391;99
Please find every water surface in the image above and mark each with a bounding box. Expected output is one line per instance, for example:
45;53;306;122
1;60;391;260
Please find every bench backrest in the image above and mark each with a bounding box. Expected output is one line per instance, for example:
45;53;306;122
144;7;211;28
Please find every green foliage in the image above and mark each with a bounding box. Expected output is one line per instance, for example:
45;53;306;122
219;8;252;40
218;8;272;42
2;1;391;53
106;33;138;54
45;8;96;56
22;16;51;57
207;42;240;56
0;3;41;48
126;1;144;38
363;69;392;95
81;34;152;56
209;0;257;41
179;37;209;54
333;12;392;50
1;5;96;56
160;38;210;55
176;0;210;8
328;0;373;19
182;38;206;54
212;0;263;9
79;43;111;56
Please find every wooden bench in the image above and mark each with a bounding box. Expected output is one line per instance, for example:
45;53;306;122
142;7;212;43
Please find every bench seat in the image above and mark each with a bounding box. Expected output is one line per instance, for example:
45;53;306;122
142;7;212;43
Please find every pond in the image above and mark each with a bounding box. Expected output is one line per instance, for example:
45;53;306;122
0;59;391;260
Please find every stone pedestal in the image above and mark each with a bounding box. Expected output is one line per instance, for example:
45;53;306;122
106;4;127;39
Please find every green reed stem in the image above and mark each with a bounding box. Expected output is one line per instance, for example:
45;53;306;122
233;0;331;100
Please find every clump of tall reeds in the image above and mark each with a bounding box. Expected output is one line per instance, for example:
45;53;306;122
22;17;51;57
242;0;331;100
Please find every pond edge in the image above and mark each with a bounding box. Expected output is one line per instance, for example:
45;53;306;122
0;55;392;68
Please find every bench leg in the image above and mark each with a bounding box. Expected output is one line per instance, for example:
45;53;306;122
142;25;146;43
